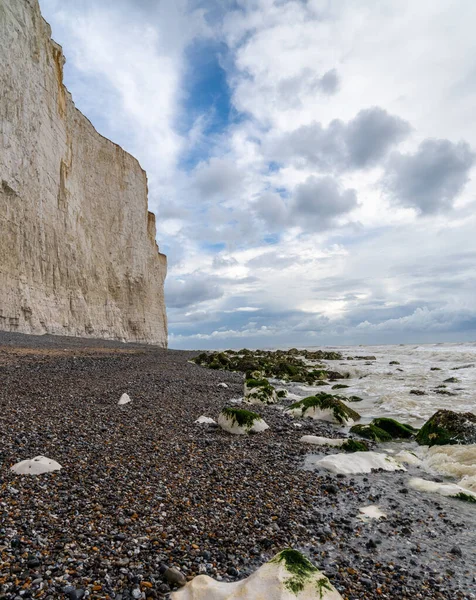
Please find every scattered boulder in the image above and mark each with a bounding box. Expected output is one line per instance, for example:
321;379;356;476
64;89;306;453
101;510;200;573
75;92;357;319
118;393;132;405
161;566;187;587
192;350;344;384
359;505;387;521
244;378;277;405
409;478;476;503
315;451;405;475
389;361;400;365
11;456;62;475
341;439;369;452
171;549;343;599
415;410;476;446
371;417;418;439
218;407;269;435
287;394;360;426
409;389;426;396
299;436;346;447
331;384;349;390
443;377;460;383
195;416;217;425
350;424;392;442
217;382;229;389
430;367;441;371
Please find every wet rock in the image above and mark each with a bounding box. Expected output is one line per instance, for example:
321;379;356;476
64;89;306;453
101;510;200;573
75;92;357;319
416;409;476;446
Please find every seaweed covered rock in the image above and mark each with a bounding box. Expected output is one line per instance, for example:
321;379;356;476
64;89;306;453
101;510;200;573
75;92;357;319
171;548;343;599
331;384;349;390
192;350;346;384
218;407;269;435
416;410;476;446
350;424;392;442
244;378;277;405
371;418;418;439
341;439;369;452
287;394;360;426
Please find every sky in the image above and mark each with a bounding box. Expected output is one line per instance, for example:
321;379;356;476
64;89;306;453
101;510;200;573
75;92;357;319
38;0;476;349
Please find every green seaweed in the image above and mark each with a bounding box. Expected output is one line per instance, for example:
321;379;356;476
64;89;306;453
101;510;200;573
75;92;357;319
416;409;476;446
221;407;260;429
271;549;331;596
452;492;476;503
350;423;392;442
288;393;360;424
331;384;349;389
341;439;369;452
371;417;418;439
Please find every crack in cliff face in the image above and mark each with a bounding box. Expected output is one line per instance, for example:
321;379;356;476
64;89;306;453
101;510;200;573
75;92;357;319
0;0;167;346
51;43;66;119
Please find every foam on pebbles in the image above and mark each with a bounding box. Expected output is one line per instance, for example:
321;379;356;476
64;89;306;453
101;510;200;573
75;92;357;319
11;456;62;475
314;451;406;475
118;393;132;405
171;550;343;599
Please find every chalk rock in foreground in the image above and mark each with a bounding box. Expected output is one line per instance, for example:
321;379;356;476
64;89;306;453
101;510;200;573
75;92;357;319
218;408;269;435
11;456;62;475
315;451;406;475
172;549;343;600
118;393;132;405
217;383;229;389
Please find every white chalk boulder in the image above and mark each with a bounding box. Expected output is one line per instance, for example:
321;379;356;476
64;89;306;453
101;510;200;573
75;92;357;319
244;378;277;405
286;395;359;427
171;549;343;600
118;393;132;405
315;451;406;475
195;416;217;425
217;383;229;389
409;477;476;501
11;456;62;475
299;436;346;447
359;505;387;522
218;408;269;435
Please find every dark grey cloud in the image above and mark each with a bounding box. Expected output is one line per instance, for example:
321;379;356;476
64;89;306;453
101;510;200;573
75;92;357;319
268;107;410;171
212;255;238;269
253;192;288;229
292;176;358;225
345;107;411;168
276;68;340;108
384;139;475;214
194;157;243;198
166;276;224;308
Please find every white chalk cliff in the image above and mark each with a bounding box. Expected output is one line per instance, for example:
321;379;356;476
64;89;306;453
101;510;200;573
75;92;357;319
0;0;167;345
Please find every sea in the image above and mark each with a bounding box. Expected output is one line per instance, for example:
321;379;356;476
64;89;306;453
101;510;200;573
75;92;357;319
282;342;476;495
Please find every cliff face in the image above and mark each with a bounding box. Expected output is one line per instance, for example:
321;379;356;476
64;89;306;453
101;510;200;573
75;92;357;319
0;0;167;345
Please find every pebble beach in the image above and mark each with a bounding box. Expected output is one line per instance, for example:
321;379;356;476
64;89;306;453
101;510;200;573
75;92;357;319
0;332;475;599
